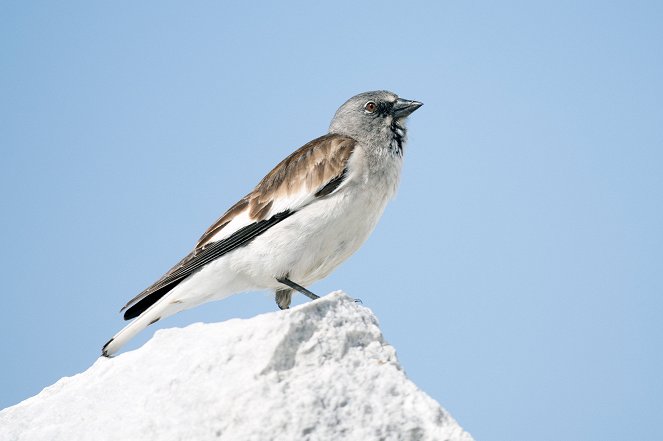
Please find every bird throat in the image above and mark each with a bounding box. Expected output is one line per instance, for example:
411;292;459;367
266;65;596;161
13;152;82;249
389;120;407;156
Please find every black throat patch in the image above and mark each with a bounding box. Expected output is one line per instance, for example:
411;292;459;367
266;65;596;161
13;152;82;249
390;120;406;156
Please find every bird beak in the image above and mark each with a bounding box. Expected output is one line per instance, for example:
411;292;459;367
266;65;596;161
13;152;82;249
392;98;423;118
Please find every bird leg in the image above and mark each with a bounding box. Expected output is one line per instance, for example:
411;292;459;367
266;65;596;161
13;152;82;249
275;288;293;310
276;277;364;305
276;277;320;301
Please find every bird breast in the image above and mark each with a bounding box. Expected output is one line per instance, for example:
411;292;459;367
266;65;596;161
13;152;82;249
229;149;403;288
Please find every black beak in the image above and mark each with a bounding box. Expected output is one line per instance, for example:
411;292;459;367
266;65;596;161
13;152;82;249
392;98;423;118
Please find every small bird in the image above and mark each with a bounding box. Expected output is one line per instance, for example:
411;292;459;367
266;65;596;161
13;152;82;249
102;90;422;357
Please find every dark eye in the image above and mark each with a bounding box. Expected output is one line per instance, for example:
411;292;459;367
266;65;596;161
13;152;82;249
364;101;377;113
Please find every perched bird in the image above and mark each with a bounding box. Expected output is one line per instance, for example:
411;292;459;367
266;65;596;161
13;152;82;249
102;90;422;357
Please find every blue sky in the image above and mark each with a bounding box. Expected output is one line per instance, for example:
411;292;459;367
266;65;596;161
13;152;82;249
1;2;662;440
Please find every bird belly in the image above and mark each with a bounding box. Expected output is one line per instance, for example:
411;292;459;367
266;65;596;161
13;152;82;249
227;183;392;289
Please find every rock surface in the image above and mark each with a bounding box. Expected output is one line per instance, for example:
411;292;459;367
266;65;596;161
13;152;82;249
0;292;472;441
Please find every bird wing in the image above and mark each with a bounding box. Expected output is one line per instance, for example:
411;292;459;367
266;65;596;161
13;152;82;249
120;133;357;319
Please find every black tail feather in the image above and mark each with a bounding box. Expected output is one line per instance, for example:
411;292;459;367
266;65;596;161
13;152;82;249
123;279;184;320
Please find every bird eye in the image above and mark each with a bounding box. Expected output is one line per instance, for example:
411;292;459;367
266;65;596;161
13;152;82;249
364;101;377;113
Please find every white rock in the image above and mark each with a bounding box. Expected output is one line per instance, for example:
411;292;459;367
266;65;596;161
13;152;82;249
0;292;473;441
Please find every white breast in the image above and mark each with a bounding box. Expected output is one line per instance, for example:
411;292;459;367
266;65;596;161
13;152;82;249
228;147;403;288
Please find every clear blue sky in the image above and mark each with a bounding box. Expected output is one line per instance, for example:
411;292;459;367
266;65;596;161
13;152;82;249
2;2;661;440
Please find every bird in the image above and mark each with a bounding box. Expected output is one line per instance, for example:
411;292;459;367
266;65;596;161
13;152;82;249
102;90;422;357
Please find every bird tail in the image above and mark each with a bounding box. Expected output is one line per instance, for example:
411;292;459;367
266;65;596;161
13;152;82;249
102;292;187;357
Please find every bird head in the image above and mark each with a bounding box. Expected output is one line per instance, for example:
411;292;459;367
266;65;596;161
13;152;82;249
328;90;422;151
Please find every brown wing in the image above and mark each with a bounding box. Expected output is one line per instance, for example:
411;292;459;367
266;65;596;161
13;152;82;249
196;133;356;248
119;133;356;319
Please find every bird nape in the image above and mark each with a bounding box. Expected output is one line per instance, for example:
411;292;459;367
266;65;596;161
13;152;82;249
102;90;422;357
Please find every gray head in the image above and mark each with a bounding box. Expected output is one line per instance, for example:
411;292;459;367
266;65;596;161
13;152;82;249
328;90;422;154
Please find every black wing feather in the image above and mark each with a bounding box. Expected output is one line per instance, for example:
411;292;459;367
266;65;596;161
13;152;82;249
314;168;348;197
